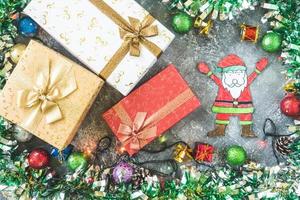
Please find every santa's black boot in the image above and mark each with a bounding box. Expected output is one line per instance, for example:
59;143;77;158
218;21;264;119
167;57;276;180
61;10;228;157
207;124;226;137
241;125;257;138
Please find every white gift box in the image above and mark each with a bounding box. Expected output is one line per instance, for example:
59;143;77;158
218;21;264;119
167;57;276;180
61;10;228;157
24;0;174;95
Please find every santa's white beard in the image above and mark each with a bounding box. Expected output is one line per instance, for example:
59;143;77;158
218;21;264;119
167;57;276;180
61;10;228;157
222;72;247;99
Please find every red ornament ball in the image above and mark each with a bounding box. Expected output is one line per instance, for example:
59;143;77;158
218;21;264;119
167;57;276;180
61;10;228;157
280;94;300;118
28;148;50;169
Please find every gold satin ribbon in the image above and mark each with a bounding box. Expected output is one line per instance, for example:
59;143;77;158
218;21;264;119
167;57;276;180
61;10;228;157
113;89;194;153
17;60;77;129
89;0;162;79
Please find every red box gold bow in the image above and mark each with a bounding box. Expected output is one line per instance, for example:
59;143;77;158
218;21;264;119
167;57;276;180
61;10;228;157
103;65;201;156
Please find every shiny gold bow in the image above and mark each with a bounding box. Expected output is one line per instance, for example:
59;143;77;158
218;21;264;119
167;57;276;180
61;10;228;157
118;112;157;150
119;16;159;57
173;144;193;163
89;0;162;79
17;60;77;129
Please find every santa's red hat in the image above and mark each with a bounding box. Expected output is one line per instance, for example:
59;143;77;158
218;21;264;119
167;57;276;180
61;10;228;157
217;54;246;72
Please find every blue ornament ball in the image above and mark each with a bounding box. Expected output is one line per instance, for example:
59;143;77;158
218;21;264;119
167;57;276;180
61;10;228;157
18;17;38;37
51;145;73;161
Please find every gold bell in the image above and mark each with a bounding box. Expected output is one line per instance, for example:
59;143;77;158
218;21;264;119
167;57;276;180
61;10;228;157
284;82;297;93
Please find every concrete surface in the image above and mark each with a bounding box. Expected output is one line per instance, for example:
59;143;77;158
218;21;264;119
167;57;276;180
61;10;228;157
8;0;293;181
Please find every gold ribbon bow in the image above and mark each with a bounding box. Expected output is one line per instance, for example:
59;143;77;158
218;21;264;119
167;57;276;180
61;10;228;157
118;112;157;150
90;0;162;79
119;16;159;57
17;60;77;129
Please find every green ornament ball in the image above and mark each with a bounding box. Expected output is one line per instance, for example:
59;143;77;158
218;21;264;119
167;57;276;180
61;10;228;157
67;152;88;171
225;145;247;166
172;13;193;33
261;32;282;53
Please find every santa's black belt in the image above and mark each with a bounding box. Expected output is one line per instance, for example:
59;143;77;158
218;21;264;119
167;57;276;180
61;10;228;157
215;100;253;106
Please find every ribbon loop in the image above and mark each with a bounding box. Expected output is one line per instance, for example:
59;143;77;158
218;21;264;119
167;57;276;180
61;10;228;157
119;16;159;57
118;112;157;150
133;112;147;131
17;60;77;129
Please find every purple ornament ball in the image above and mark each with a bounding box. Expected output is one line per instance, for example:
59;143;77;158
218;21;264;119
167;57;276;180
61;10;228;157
112;162;134;184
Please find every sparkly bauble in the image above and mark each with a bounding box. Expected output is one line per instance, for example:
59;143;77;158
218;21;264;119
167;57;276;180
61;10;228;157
280;94;300;118
112;162;134;184
172;13;193;33
261;32;282;53
67;152;88;171
10;44;27;64
275;136;293;155
13;126;33;142
225;145;247;166
28;148;50;169
18;17;38;37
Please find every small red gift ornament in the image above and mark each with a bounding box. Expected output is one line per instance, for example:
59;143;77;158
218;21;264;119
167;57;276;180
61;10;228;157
194;143;214;162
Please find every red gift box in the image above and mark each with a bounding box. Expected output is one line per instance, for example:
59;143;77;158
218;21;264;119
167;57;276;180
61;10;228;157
103;65;201;156
194;143;214;162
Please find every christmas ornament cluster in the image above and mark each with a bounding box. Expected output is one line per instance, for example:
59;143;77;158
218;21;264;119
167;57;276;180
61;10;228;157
164;0;300;99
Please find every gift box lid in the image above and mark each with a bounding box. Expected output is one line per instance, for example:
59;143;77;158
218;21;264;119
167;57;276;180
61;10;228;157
24;0;175;96
103;64;201;155
0;40;104;150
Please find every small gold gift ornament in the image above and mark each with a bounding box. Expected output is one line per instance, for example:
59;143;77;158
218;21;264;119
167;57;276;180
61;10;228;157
0;40;104;150
173;144;193;163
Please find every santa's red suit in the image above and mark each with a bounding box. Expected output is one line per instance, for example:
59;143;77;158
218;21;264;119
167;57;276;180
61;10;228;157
198;54;268;125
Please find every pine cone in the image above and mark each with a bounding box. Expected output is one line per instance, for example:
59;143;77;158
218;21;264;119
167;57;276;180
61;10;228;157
275;136;293;155
132;167;151;188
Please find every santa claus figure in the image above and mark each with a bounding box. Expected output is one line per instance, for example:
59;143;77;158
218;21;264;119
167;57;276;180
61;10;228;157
198;54;269;137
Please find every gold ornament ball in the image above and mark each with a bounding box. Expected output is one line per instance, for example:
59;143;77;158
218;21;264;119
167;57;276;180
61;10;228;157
10;44;27;64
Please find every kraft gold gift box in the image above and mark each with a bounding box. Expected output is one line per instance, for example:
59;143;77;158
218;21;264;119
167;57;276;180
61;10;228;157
0;40;104;150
